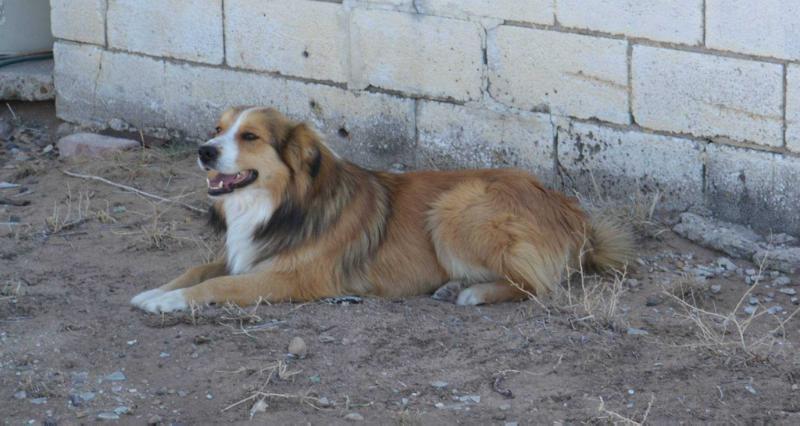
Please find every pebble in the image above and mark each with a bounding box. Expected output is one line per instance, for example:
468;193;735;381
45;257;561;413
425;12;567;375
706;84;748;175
710;284;722;294
105;371;126;382
774;276;791;286
113;406;130;415
779;288;797;296
30;397;47;405
147;414;163;425
42;144;53;153
505;422;519;426
745;269;757;276
457;395;481;404
288;337;308;358
318;397;332;407
748;297;759;305
159;352;170;358
745;384;757;395
716;257;737;271
767;306;784;315
792;297;799;305
430;381;449;389
14;391;26;399
744;306;757;315
97;412;120;420
344;412;364;421
645;295;662;306
626;327;649;336
499;403;511;411
318;335;336;344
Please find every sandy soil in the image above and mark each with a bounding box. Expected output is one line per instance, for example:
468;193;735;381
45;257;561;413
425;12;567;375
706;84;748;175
1;102;799;425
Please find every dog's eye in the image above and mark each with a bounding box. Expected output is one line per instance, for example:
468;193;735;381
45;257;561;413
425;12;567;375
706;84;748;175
241;132;258;141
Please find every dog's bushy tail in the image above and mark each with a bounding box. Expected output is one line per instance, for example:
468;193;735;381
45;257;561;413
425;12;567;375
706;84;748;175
583;213;636;273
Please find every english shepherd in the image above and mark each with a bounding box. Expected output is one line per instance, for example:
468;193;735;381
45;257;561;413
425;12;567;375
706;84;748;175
131;107;633;313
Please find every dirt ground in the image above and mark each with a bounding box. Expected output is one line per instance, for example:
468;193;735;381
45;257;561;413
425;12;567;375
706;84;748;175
1;102;799;425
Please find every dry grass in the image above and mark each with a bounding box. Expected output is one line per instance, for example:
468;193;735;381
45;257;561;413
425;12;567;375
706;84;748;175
596;394;655;425
44;185;91;234
667;256;800;361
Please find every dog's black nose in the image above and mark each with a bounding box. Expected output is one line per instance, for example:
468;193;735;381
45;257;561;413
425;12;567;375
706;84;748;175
198;145;219;164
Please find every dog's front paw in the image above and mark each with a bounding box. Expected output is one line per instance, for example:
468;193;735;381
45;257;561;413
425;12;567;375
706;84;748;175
432;280;466;303
137;289;189;313
131;289;165;307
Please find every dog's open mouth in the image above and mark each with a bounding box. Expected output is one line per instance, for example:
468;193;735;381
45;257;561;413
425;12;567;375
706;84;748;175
206;170;258;195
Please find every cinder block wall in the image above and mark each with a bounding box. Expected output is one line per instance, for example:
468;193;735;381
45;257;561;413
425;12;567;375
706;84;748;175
50;0;800;234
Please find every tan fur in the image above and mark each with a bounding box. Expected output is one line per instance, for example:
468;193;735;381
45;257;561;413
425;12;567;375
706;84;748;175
134;107;634;311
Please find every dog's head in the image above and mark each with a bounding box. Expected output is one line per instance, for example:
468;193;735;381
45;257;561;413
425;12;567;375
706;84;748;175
198;107;327;198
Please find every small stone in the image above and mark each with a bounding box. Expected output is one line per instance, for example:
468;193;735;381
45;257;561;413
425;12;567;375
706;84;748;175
430;381;449;389
744;306;757;315
57;133;139;158
318;397;332;407
206;393;213;400
745;269;757;276
126;340;137;346
626;327;649;336
499;403;511;411
434;402;445;409
147;414;163;425
97;412;120;420
105;371;126;382
505;422;519;426
30;397;47;405
113;406;130;415
14;391;26;399
250;399;268;418
791;297;799;305
625;279;640;288
108;118;128;131
767;306;784;315
159;352;170;358
779;288;797;296
288;337;307;358
748;297;759;305
318;335;336;344
793;384;799;391
774;276;791;286
344;412;364;421
458;395;481;403
645;295;662;306
42;144;53;153
710;284;722;294
745;384;757;395
716;257;737;271
753;248;800;274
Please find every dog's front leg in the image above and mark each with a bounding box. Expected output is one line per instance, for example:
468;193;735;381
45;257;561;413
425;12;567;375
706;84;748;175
130;261;227;309
137;271;334;313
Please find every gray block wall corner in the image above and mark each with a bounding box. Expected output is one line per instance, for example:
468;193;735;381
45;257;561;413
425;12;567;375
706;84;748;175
49;0;800;236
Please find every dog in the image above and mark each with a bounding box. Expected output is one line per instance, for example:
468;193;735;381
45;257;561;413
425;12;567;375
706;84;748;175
131;107;633;313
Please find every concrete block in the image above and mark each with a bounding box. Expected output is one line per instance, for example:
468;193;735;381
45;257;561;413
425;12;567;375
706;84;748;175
53;42;103;126
556;0;702;44
417;101;555;184
107;0;223;64
707;0;800;60
50;0;106;45
164;63;415;169
632;45;783;147
57;133;139;157
0;59;54;101
557;121;704;210
225;0;348;82
705;143;800;236
350;9;483;101
342;0;415;12
489;26;629;124
417;0;553;24
788;65;800;153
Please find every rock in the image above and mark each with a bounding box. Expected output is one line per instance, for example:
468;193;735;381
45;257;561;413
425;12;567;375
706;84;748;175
0;119;12;140
716;257;737;271
30;397;47;405
318;397;332;407
113;406;130;415
108;118;129;132
249;399;268;418
318;335;336;344
626;327;649;336
14;391;26;399
768;233;798;245
745;384;757;395
147;414;163;425
673;213;763;259
104;371;126;382
430;381;449;389
57;133;140;158
753;248;800;274
748;297;759;305
792;297;799;305
767;306;784;315
499;403;511;411
710;284;722;294
457;395;481;403
625;279;640;288
288;337;308;358
744;306;757;315
344;412;364;421
779;288;797;296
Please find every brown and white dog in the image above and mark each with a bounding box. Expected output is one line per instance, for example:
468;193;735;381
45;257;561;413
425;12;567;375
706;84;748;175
131;107;633;313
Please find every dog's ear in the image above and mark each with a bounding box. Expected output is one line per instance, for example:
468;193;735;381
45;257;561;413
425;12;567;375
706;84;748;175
284;123;322;178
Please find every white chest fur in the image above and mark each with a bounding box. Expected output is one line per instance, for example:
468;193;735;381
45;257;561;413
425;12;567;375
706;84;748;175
222;189;274;275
